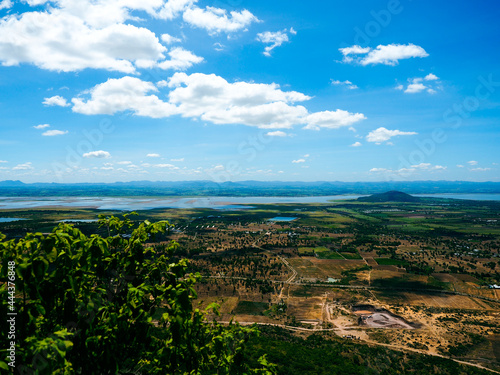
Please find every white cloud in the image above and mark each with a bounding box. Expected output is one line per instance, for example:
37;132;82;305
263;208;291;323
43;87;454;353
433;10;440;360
213;42;225;51
153;163;179;169
161;33;182;44
0;160;7;163
303;110;366;130
170;158;184;161
470;167;491;172
13;162;33;170
167;73;310;129
369;167;389;173
340;43;428;66
331;79;358;90
33;124;50;129
156;0;195;20
351;141;362;147
411;163;446;171
292;159;305;163
399;75;440;94
338;45;370;63
72;76;177;118
157;47;203;70
42;129;68;136
182;6;259;34
366;127;417;144
71;73;366;130
83;150;111;158
43;95;70;107
370;163;446;176
424;73;439;81
289;27;297;35
457;164;464;168
266;131;287;137
0;9;168;73
405;82;427;94
117;161;132;165
147;153;161;157
0;0;12;10
467;160;478;166
256;29;290;56
303;154;310;158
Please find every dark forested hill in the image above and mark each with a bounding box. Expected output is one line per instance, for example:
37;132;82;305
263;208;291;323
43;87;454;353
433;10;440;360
357;191;421;202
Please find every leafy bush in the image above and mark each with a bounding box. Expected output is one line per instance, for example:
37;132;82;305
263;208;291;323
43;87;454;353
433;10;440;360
0;214;274;374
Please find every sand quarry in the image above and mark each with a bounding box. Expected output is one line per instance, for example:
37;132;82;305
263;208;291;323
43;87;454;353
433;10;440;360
354;304;416;329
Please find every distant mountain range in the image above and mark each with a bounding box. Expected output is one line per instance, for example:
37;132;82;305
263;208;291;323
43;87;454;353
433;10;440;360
0;180;499;197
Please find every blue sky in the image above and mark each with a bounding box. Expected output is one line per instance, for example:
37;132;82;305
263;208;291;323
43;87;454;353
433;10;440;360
0;0;499;183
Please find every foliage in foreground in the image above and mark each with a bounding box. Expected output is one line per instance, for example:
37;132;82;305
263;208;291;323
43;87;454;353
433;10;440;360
0;214;274;374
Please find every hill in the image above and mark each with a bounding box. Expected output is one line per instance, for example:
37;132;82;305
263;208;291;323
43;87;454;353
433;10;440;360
357;190;421;202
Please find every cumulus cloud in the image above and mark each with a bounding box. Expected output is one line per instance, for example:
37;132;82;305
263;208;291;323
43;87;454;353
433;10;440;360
72;76;177;117
33;124;50;129
411;163;446;171
398;75;441;94
340;43;428;66
153;163;179;169
331;79;358;90
424;73;439;81
156;0;196;20
0;0;12;10
170;158;184;162
42;129;68;136
157;47;203;70
405;82;427;94
83;150;111;158
257;28;294;56
366;127;417;144
43;95;70;107
266;131;288;137
303;110;366;130
0;10;167;73
147;153;161;157
161;33;182;44
370;163;446;176
0;1;208;73
70;73;366;130
13;162;33;170
182;6;259;34
351;141;362;147
467;160;478;165
292;159;305;163
470;167;491;171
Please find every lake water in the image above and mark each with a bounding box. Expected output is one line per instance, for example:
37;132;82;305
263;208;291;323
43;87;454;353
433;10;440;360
0;193;499;211
0;195;364;210
268;217;298;222
0;218;27;222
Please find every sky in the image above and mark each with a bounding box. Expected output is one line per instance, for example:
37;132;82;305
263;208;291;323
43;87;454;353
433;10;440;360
0;0;499;183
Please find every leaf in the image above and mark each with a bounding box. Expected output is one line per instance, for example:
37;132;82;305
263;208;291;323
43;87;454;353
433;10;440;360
47;246;57;262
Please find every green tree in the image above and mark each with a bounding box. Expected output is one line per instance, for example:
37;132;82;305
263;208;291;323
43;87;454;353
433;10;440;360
0;214;275;374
